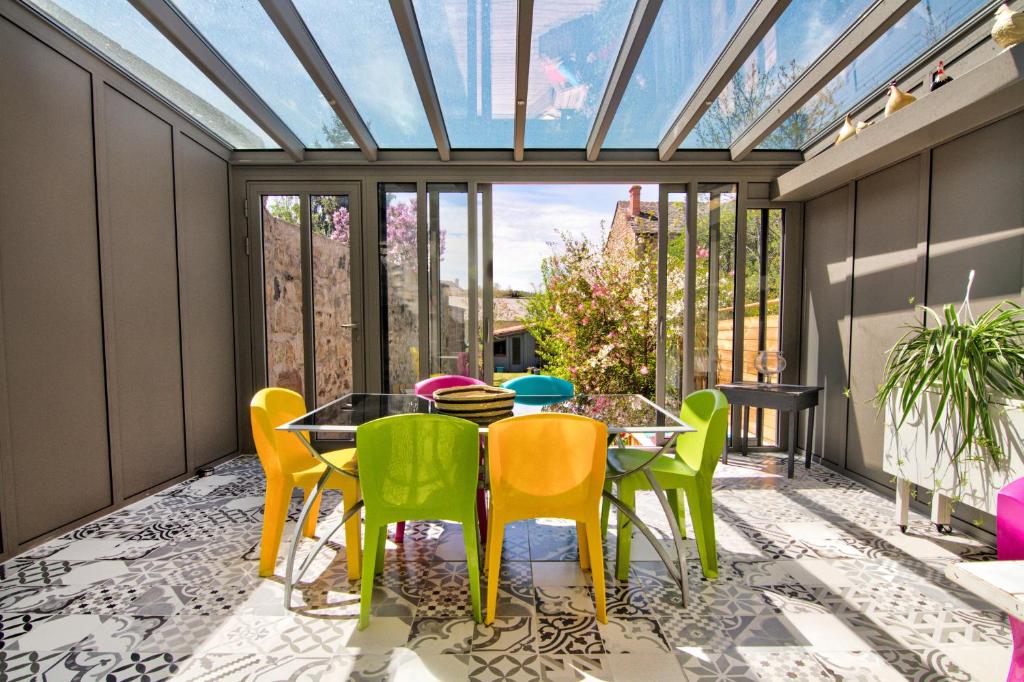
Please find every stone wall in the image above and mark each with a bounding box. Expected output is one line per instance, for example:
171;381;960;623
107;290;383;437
263;211;353;405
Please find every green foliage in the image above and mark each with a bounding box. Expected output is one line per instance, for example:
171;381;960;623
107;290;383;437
876;282;1024;466
523;231;657;396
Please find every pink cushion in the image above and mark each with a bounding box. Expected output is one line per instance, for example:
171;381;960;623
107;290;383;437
414;375;486;398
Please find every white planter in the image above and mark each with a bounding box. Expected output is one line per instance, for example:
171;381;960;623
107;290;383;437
883;392;1024;529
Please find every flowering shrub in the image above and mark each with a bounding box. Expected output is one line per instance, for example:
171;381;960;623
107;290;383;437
524;232;657;396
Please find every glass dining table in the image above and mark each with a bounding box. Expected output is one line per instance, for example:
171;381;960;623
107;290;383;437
277;393;696;607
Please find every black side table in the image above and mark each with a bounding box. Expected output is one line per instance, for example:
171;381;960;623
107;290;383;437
715;382;823;478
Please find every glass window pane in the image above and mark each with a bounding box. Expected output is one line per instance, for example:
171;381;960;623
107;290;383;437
695;184;737;392
310;195;355;407
27;0;275;149
413;0;517;148
169;0;354;148
293;0;435;148
759;0;987;149
380;185;421;392
604;0;755;149
262;196;304;395
428;184;470;374
664;192;688;413
741;208;784;446
523;0;637;148
682;0;874;149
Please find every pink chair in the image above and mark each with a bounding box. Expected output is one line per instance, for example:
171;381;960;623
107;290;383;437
391;375;488;543
998;477;1024;681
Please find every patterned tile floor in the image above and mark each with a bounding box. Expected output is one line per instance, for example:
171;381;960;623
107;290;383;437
0;453;1012;681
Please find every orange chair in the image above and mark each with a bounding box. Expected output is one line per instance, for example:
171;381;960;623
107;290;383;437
250;388;361;578
485;414;608;624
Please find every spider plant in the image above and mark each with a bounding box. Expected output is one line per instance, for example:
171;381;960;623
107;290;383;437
876;271;1024;467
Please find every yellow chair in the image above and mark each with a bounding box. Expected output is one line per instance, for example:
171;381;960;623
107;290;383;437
486;414;609;624
250;388;361;578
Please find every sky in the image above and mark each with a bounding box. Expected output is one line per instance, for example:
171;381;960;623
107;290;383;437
492;184;657;292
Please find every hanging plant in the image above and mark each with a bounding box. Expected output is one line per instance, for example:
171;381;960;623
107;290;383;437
875;271;1024;467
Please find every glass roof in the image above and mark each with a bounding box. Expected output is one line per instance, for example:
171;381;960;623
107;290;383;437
604;0;755;149
168;0;354;149
523;0;637;148
412;0;518;148
681;0;874;149
293;0;435;148
24;0;990;156
27;0;275;149
760;0;988;150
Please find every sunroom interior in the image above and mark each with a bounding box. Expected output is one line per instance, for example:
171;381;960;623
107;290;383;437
1;0;1023;679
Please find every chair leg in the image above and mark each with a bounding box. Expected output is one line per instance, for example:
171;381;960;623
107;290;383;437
375;525;386;576
259;482;291;577
484;516;505;625
685;480;718;579
600;481;612;537
476;489;488;545
394;522;405;543
584;518;607;624
464;516;483;624
667;489;686;539
301;485;323;539
576;522;590;571
615;480;636;582
359;521;382;630
342;487;362;579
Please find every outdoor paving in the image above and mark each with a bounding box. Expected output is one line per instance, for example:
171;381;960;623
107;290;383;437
0;453;1010;681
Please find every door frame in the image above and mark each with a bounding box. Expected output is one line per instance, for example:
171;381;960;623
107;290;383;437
245;181;366;415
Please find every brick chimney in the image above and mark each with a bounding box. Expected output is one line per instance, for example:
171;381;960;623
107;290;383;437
628;185;641;216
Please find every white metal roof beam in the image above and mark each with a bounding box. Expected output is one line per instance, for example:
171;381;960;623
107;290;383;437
513;0;534;161
656;0;792;161
258;0;378;161
390;0;451;161
585;0;662;162
730;0;918;161
129;0;305;161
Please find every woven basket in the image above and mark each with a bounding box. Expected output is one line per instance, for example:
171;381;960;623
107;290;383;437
432;385;516;424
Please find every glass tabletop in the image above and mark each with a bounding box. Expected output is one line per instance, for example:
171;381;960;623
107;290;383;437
279;393;691;434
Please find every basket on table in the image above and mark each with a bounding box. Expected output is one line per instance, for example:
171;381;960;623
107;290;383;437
432;385;516;424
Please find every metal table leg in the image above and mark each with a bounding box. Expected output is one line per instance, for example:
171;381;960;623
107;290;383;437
281;431;361;608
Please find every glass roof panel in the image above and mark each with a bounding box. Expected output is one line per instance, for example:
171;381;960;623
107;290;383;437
603;0;755;149
680;0;874;149
293;0;434;148
412;0;517;148
758;0;987;150
169;0;354;149
26;0;276;149
523;0;637;149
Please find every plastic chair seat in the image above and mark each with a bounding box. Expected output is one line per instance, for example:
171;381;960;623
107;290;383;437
290;447;358;487
607;447;697;480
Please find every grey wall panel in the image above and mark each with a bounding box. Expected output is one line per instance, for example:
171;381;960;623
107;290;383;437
0;20;112;542
928;112;1024;312
847;158;923;484
176;135;239;466
102;87;187;497
800;187;852;467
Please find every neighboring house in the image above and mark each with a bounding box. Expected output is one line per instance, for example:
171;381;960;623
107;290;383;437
604;185;685;256
493;324;539;373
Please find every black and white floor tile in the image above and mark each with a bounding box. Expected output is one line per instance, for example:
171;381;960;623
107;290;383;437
0;453;1012;680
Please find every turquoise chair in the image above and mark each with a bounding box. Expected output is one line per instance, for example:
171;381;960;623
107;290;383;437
501;375;574;399
601;389;729;581
355;414;482;629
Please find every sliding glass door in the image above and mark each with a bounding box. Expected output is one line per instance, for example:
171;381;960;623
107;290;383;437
379;182;492;391
249;182;365;420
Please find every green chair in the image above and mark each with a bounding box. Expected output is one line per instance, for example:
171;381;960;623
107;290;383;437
601;389;729;581
355;414;483;629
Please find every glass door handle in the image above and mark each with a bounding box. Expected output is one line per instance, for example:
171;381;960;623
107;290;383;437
339;323;358;328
